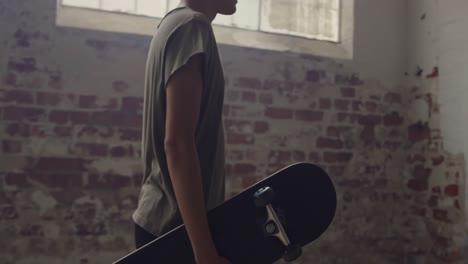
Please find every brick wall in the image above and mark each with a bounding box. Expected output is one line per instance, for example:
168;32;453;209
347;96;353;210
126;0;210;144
0;0;465;264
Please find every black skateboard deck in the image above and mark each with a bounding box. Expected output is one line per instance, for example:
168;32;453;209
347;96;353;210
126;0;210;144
114;162;337;264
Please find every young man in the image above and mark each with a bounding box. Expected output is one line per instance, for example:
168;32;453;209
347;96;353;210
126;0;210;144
132;0;237;263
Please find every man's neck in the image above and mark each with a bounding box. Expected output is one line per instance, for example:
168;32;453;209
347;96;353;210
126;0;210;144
181;0;217;22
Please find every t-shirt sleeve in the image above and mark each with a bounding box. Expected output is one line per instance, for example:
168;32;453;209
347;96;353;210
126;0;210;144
163;19;210;89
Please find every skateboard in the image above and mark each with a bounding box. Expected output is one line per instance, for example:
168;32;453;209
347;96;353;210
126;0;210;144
113;162;337;264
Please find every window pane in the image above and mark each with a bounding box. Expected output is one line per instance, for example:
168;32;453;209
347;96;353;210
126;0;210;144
136;0;167;17
213;0;260;30
101;0;136;13
62;0;100;9
168;0;181;10
261;0;340;41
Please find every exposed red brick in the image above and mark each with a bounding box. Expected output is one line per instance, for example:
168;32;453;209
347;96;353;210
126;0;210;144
4;72;17;87
329;166;345;177
8;57;37;73
223;105;230;117
414;165;432;179
122;97;143;112
327;126;351;137
91;111;118;126
4;90;34;104
360;126;375;143
319;98;331;109
119;112;142;128
339;179;370;188
253;121;269;133
33;157;87;171
3;106;45;122
29;77;45;89
431;155;444;166
226;132;254;145
323;152;353;163
292;151;306;161
104;98;119;109
230;105;245;117
5;172;29;188
384;92;401;103
340;87;355;97
308;152;320;162
49;110;68;124
242;91;256;103
2;140;22;153
432;186;441;193
74;143;108;157
228;150;243;161
30;172;82;188
358;115;382;126
30;124;46;137
444;184;459;197
119;128;141;141
268;150;291;163
383;112;404;126
5;123;30;137
413;207;426;217
258;93;273;105
352;101;362;111
428;195;438;207
335;74;363;85
295;110;323;122
226;90;240;102
317;137;343;149
306;70;324;82
54;126;73;137
265;107;293;119
234;163;256;175
110;146;127;157
87;173;131;189
338;113;360;123
433;209;450;223
242;176;257;188
408;122;430;142
407;154;426;164
224;119;251;132
70;111;91;124
407;179;428;192
234;77;262;90
79;95;97;109
365;102;378;112
36;91;63;106
334;99;350;111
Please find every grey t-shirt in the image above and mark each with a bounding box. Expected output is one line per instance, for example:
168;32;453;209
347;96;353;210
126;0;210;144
132;6;226;237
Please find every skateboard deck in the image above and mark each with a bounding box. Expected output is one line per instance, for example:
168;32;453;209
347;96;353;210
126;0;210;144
113;162;337;264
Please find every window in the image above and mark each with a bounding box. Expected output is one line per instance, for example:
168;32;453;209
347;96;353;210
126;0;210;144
56;0;353;59
61;0;340;42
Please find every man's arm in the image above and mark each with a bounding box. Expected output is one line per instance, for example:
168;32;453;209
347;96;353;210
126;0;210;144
164;53;228;264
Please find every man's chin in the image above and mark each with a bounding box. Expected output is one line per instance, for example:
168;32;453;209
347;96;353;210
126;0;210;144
219;8;237;15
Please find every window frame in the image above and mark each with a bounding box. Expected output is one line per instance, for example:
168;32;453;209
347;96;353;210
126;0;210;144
55;0;354;59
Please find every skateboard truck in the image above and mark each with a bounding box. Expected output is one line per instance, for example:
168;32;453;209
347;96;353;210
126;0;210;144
254;187;302;262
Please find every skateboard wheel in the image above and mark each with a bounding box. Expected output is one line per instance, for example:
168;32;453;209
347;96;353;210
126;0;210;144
265;220;278;235
283;244;302;262
253;186;275;207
